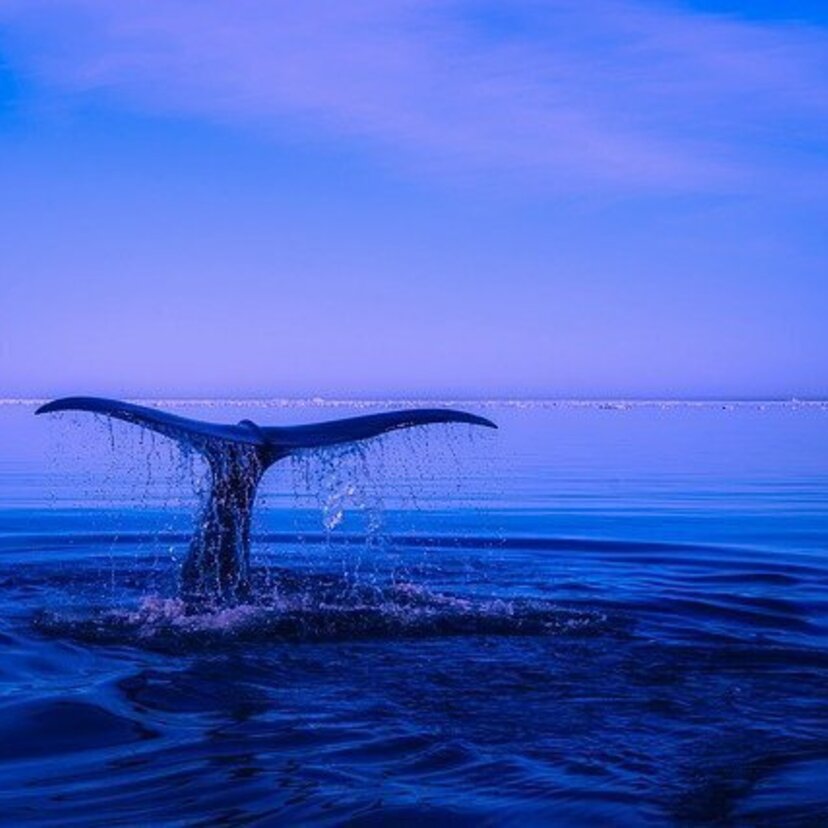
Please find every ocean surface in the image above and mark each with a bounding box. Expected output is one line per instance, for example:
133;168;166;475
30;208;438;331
1;399;827;826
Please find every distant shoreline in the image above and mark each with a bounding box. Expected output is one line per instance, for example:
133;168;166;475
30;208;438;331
3;398;828;409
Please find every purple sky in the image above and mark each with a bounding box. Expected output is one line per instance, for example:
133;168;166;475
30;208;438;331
1;1;827;398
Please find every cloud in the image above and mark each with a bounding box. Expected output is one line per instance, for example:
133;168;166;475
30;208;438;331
2;0;828;193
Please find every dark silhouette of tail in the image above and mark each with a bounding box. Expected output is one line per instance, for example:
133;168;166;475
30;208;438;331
36;397;496;604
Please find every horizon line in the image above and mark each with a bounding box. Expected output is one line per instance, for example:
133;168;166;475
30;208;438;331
3;396;828;407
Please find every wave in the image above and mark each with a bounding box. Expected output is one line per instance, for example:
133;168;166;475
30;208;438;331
33;579;614;650
0;528;769;556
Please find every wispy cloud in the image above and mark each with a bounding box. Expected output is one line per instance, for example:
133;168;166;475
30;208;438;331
3;0;828;192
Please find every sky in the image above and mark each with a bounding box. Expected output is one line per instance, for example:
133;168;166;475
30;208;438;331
1;0;827;399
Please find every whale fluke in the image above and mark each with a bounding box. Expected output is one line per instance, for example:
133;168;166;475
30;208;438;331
36;397;495;455
36;397;496;604
259;408;496;450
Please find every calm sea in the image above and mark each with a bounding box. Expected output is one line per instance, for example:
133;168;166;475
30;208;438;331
1;400;827;826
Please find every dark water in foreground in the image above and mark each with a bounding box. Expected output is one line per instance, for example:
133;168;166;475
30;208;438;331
1;400;827;826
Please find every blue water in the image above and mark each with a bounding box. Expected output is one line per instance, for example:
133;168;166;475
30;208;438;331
1;400;827;826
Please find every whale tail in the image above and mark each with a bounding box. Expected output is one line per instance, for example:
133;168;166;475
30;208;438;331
36;397;496;604
35;397;495;462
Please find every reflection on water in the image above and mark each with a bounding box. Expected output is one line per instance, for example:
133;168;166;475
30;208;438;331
1;400;827;825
